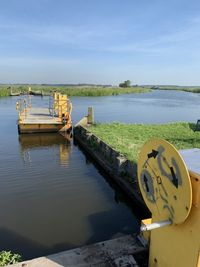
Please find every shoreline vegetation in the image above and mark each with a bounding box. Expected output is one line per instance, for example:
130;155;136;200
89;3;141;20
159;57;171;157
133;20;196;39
0;85;151;98
150;85;200;93
1;84;200;98
89;122;200;164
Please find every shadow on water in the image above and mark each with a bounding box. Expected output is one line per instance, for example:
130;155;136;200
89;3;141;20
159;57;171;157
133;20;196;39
85;209;140;245
0;227;77;260
0;227;47;260
19;133;148;220
73;139;150;220
3;133;144;261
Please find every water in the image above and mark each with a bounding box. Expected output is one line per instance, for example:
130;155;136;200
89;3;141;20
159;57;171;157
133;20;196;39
72;89;200;124
0;90;199;260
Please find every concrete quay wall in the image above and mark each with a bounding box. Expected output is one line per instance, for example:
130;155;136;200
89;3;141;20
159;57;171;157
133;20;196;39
74;119;148;212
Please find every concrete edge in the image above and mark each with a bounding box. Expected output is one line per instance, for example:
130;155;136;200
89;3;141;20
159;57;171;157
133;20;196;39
7;234;148;267
73;119;148;212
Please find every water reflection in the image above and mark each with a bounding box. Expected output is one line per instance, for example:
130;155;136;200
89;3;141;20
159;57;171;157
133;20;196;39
19;133;71;166
0;129;139;260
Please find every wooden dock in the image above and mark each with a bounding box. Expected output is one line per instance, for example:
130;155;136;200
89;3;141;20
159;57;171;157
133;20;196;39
17;93;72;134
18;107;68;133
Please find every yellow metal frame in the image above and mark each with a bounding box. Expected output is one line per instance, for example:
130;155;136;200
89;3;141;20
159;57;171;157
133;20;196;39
16;98;31;123
17;92;72;133
148;172;200;267
138;139;200;267
52;92;72;130
138;138;192;224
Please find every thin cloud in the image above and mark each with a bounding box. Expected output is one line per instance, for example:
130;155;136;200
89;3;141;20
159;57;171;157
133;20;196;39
99;16;200;54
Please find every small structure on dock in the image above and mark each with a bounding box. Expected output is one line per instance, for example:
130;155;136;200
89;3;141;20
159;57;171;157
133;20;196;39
16;92;72;134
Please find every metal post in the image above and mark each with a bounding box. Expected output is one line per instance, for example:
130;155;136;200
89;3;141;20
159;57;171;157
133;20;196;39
140;220;172;232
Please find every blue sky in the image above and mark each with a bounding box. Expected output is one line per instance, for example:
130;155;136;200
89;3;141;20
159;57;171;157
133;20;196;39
0;0;200;85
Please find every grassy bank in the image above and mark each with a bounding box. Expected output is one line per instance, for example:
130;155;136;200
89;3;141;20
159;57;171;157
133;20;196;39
89;122;200;163
0;85;151;98
49;86;151;96
153;86;200;93
0;86;22;97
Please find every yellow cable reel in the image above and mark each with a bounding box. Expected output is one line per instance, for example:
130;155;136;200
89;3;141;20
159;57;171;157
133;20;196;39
138;138;192;224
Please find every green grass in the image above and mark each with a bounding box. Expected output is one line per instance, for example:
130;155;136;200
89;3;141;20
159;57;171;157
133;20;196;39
2;84;200;97
0;251;21;266
0;87;10;97
89;122;200;163
50;86;151;96
0;86;22;97
153;86;200;93
0;85;151;98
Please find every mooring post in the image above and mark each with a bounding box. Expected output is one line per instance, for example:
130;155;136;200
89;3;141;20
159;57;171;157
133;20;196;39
87;106;94;124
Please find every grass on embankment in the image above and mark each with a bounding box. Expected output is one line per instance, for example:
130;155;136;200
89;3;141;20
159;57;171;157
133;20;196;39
89;122;200;163
154;86;200;93
0;85;151;97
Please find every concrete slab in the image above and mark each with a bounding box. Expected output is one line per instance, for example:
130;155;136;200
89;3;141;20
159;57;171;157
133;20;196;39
7;235;146;267
180;148;200;176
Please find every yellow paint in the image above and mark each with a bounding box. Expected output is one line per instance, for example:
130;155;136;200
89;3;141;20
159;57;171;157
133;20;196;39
149;173;200;267
190;171;200;208
59;143;71;165
138;138;192;224
17;92;72;133
197;252;200;267
52;92;72;129
19;123;63;133
138;138;200;267
16;98;28;122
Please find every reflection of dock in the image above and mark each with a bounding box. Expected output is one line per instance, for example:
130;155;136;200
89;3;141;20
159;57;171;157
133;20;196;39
19;133;71;149
19;133;71;166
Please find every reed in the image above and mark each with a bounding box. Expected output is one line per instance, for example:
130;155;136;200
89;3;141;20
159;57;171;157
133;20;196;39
154;86;200;93
36;85;151;96
0;85;151;98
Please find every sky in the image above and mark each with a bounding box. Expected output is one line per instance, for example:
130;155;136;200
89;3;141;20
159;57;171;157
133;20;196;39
0;0;200;85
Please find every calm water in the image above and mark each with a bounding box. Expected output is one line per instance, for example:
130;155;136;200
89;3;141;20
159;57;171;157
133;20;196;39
72;89;200;124
0;90;199;260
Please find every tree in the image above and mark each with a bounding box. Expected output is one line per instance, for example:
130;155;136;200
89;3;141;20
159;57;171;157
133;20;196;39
119;80;131;88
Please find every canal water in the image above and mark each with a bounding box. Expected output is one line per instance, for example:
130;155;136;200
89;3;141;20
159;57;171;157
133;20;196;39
0;90;199;260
